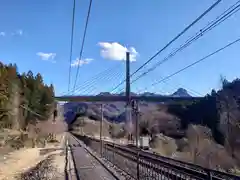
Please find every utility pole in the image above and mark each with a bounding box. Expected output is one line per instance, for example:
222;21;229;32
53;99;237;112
100;104;103;157
126;52;130;103
125;52;132;141
132;100;139;147
132;99;140;180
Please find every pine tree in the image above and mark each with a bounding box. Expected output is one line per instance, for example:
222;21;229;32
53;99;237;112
0;63;55;130
0;63;10;128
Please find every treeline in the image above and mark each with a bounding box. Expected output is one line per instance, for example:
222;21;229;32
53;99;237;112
0;62;55;130
168;78;240;157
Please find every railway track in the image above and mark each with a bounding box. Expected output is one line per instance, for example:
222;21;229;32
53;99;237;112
68;133;122;180
73;133;240;180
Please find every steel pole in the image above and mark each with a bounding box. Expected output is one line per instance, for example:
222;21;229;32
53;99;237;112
132;100;140;180
100;104;103;157
125;52;132;141
136;101;140;180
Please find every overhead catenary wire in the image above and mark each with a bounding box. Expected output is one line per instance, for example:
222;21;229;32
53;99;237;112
141;37;240;92
73;64;124;95
72;0;93;91
60;64;121;95
183;0;240;45
83;68;123;94
117;0;240;94
110;0;222;93
67;0;76;93
119;72;203;96
135;79;203;97
135;81;172;95
60;64;120;95
71;65;121;95
117;5;240;96
84;68;125;95
127;1;240;87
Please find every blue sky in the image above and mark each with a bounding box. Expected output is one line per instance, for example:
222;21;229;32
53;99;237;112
1;0;240;96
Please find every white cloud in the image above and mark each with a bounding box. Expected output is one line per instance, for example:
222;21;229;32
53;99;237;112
37;52;56;63
71;58;93;67
0;32;6;36
17;29;23;36
98;42;138;62
12;29;23;36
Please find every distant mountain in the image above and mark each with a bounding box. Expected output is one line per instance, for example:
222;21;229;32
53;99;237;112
64;88;191;124
141;92;160;96
171;88;191;97
96;88;191;97
98;92;112;96
119;92;138;96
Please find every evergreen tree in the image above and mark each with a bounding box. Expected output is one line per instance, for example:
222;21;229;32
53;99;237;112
0;63;55;130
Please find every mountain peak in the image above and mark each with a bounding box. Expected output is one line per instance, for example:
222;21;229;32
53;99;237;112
96;88;191;97
171;88;191;97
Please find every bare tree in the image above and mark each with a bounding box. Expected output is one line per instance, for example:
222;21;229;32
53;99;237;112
186;125;212;164
186;124;236;170
139;110;180;137
109;123;126;139
27;123;39;148
218;91;240;158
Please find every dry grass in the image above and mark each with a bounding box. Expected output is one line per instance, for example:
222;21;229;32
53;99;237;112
0;132;65;180
150;133;178;157
171;125;238;171
0;148;41;179
0;129;29;162
17;155;55;180
0;120;65;151
17;152;65;180
72;117;120;138
149;125;239;173
0;112;67;179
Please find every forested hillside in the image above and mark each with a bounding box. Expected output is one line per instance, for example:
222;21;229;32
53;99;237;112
0;62;55;130
167;78;240;163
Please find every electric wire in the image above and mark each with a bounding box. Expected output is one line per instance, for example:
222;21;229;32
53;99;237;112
60;64;120;95
72;0;93;91
72;64;123;95
141;37;240;92
110;0;222;93
67;0;76;92
85;68;125;95
115;1;240;95
128;1;240;88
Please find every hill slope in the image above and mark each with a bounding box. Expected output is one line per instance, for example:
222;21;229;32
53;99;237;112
63;88;191;124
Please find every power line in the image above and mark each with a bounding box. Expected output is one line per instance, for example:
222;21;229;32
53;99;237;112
131;0;222;76
82;70;123;95
60;64;120;95
72;0;93;91
71;66;121;95
85;68;125;95
142;37;240;92
135;80;172;95
73;64;124;95
136;79;203;97
110;0;222;93
184;0;240;46
128;1;240;87
67;0;76;92
119;72;203;96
